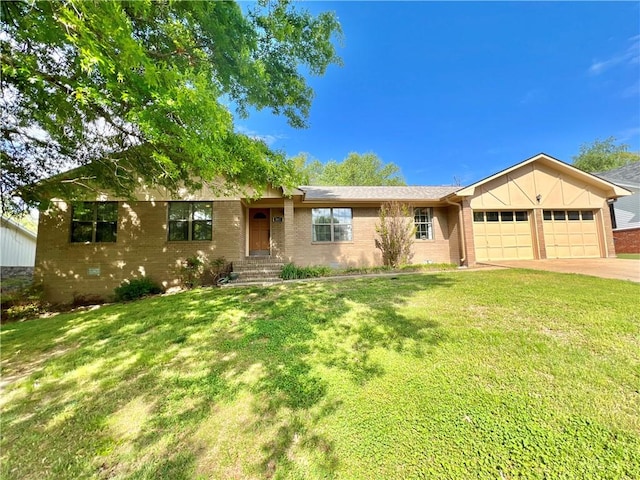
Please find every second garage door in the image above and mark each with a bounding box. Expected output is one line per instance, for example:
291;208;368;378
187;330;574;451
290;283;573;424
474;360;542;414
473;210;534;261
543;210;600;258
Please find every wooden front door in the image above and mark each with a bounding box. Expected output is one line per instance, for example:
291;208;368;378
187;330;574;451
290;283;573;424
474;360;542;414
249;208;270;255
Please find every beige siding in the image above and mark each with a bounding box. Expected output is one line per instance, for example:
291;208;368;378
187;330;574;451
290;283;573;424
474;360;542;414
469;162;609;210
35;200;245;303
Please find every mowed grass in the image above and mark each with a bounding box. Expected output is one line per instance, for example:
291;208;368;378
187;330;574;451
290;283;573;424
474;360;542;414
1;269;639;479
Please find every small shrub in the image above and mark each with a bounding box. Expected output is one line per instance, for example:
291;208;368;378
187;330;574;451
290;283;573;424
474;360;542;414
281;263;298;280
208;257;231;284
281;263;332;280
343;265;394;275
114;277;163;302
179;255;205;288
375;201;415;268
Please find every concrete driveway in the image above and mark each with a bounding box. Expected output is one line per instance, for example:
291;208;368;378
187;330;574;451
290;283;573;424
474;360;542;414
480;258;640;283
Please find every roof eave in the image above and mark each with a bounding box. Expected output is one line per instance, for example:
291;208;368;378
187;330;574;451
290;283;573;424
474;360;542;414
0;216;38;239
453;153;633;199
301;198;447;204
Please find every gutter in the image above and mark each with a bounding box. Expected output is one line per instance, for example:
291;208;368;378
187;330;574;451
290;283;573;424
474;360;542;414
1;216;38;240
444;196;466;265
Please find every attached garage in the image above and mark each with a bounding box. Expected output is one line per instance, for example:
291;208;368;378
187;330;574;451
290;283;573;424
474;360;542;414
472;210;533;261
543;210;600;258
448;153;631;266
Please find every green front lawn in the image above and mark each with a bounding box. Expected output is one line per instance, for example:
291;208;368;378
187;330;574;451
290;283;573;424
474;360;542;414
2;270;639;479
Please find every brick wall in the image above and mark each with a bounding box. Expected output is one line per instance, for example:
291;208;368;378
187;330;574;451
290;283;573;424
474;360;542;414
532;209;546;259
613;228;640;253
291;206;459;268
36;199;467;302
283;199;295;262
446;205;462;265
461;199;476;266
35;200;245;303
270;207;285;258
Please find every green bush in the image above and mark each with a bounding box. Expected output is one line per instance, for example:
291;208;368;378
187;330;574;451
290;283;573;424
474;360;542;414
208;257;231;284
281;263;332;280
114;277;163;302
178;255;205;288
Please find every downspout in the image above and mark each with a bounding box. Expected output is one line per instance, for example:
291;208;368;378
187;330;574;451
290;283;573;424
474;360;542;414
445;197;466;265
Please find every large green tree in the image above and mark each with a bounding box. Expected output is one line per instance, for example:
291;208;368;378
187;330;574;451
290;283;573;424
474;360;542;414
296;152;406;185
1;0;341;212
572;137;640;173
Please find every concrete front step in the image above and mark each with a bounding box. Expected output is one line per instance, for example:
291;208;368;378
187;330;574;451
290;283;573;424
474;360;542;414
231;277;282;284
235;257;285;265
232;265;283;272
232;257;284;283
233;270;282;277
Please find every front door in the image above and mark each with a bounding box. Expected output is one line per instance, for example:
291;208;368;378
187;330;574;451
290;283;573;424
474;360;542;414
249;208;270;256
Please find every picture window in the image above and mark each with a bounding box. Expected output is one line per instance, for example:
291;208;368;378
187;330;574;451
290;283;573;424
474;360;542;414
71;202;118;243
168;202;213;241
312;208;352;242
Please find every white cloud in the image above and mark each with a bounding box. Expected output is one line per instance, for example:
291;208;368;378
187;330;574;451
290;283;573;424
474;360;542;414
588;35;640;76
235;125;286;146
616;126;640;143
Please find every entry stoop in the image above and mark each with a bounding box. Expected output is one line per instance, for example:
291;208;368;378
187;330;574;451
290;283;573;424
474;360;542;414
231;257;284;283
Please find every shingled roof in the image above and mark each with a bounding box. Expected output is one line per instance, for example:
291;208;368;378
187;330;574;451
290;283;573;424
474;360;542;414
594;162;640;188
299;185;459;201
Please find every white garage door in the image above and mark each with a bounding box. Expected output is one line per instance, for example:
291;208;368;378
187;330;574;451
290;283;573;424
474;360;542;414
473;211;534;261
543;210;600;258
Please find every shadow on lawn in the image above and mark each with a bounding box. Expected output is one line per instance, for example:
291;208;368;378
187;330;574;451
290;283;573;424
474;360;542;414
1;274;451;479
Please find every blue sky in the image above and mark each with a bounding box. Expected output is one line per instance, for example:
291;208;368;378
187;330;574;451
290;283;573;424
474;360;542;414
238;1;640;186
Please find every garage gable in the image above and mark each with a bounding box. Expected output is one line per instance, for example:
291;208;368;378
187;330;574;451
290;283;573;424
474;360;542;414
455;153;630;207
466;160;612;210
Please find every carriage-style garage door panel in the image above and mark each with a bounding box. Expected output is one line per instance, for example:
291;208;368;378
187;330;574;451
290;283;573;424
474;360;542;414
473;211;534;261
543;210;600;258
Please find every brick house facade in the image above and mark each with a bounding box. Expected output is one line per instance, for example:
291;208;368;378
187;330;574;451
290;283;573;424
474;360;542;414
35;154;630;303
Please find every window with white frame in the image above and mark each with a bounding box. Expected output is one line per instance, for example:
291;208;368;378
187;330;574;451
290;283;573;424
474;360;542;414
312;208;352;242
71;202;118;243
168;202;213;241
414;207;433;240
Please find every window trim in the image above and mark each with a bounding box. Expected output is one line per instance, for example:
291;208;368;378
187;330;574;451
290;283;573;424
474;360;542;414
70;201;118;243
167;201;213;242
311;207;353;243
542;210;595;222
473;210;529;223
414;207;434;240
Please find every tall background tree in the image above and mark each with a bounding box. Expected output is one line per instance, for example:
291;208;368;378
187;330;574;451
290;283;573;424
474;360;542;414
295;152;406;185
572;137;640;173
1;0;342;213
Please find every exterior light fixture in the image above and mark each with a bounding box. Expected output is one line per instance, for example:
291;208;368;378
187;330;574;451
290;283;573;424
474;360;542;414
536;194;542;204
